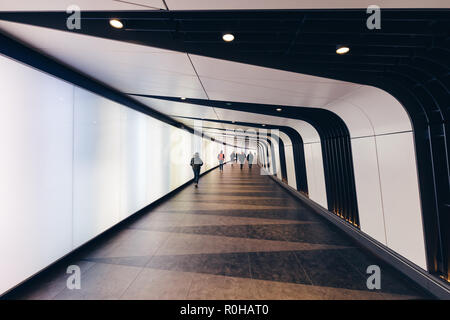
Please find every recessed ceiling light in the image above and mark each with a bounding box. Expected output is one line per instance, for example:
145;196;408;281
276;108;282;112
180;97;186;100
336;45;350;55
262;124;266;127
109;19;123;29
222;33;235;42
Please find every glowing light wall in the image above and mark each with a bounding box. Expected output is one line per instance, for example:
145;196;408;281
0;55;222;295
0;54;73;297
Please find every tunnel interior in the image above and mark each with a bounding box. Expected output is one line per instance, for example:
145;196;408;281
0;4;448;299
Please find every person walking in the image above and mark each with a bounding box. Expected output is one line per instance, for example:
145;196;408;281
230;151;236;167
247;152;254;169
190;152;203;188
238;151;246;170
217;150;225;172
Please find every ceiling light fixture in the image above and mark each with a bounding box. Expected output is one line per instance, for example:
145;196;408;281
276;108;282;112
180;97;186;100
336;45;350;55
109;19;124;29
222;33;235;42
262;124;266;127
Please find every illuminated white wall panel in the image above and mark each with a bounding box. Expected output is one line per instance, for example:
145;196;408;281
351;137;386;244
284;144;296;188
279;132;296;188
259;142;268;169
322;85;425;269
376;132;427;269
169;128;192;189
120;108;149;219
72;87;121;248
0;55;73;295
201;137;214;172
341;86;412;136
0;55;226;296
304;143;327;208
271;143;277;175
146;117;170;203
269;137;282;178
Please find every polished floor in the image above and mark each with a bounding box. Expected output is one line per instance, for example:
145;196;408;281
6;164;430;300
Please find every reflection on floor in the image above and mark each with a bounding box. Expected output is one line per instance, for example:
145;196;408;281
5;164;430;300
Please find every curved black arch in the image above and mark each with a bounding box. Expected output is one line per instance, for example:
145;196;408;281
279;127;308;195
257;141;269;169
262;133;277;175
276;135;288;182
182;113;359;224
147;98;359;227
196;120;309;194
203;127;286;180
204;125;308;194
257;143;266;168
258;139;273;171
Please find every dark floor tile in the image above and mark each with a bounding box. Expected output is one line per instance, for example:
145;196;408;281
249;251;312;285
246;224;292;241
294;249;368;291
280;223;356;246
156;224;338;243
336;247;430;297
147;252;251;278
190;192;286;197
147;253;205;273
174;199;297;207
162;225;250;238
201;223;353;245
150;208;321;222
82;255;151;268
201;253;251;278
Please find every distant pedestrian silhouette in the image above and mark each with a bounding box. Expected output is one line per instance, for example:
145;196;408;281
190;152;203;187
217;150;225;172
238;152;246;170
247;152;254;169
230;151;236;167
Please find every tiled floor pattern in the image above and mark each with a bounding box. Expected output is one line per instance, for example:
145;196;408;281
6;164;430;300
